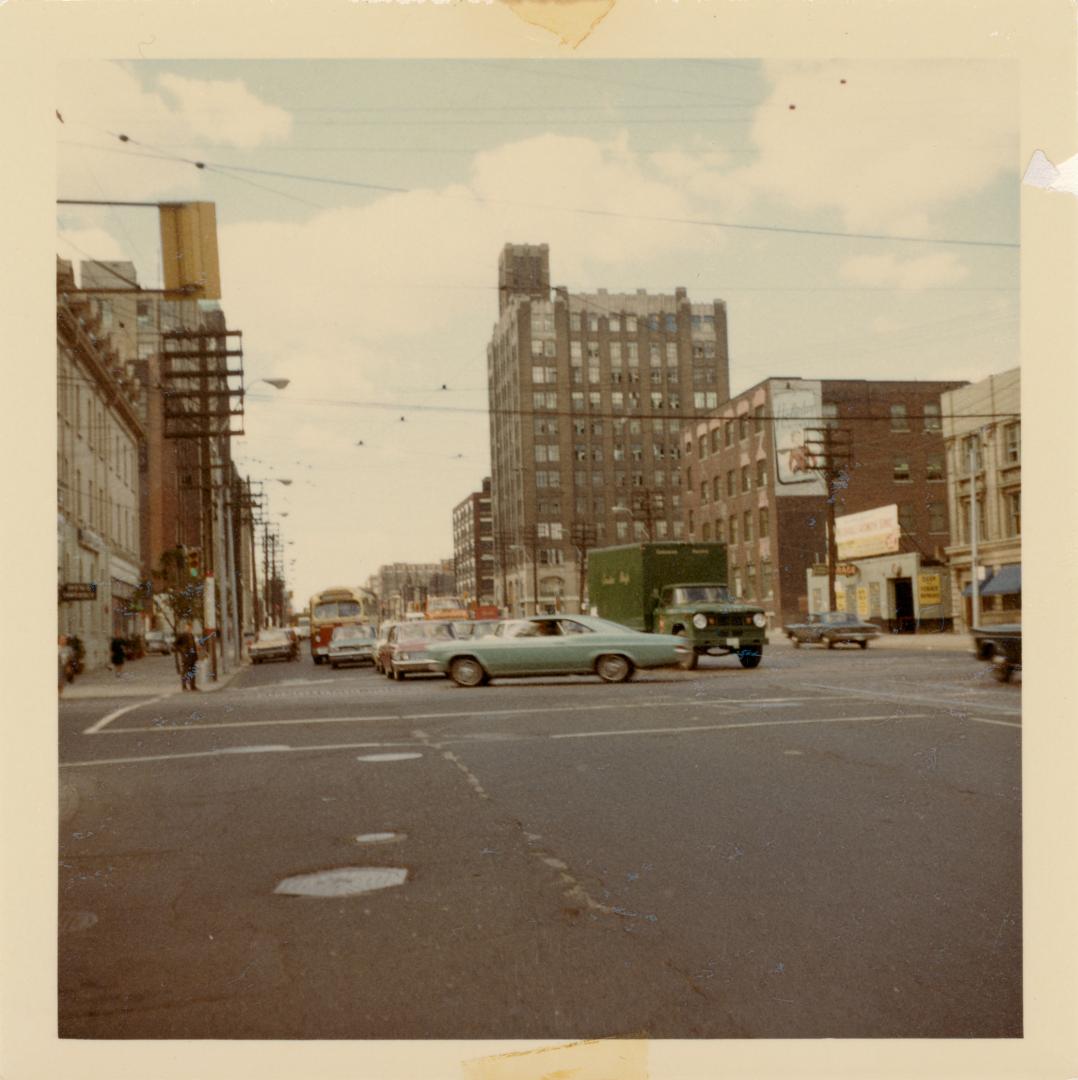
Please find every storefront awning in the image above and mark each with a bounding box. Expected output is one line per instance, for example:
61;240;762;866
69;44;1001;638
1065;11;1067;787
981;563;1021;597
962;572;993;597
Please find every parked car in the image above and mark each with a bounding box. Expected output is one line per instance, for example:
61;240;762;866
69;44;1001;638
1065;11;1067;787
144;630;173;655
281;626;301;660
971;623;1022;661
971;625;1022;682
426;614;693;687
328;623;378;668
450;619;502;640
378;620;458;680
249;628;299;664
783;611;880;649
294;617;312;642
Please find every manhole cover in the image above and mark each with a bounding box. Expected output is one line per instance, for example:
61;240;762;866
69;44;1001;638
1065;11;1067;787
274;867;408;897
354;832;405;845
355;752;422;762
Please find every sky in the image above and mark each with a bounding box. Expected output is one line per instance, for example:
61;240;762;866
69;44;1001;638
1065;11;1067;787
55;59;1020;605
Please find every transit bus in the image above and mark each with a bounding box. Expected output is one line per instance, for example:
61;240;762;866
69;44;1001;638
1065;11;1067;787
308;586;379;664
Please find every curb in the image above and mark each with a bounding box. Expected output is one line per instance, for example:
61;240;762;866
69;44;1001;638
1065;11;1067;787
61;660;251;700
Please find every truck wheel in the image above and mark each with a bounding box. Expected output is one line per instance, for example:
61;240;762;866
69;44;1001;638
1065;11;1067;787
738;648;762;669
992;659;1013;683
450;656;487;687
596;654;633;683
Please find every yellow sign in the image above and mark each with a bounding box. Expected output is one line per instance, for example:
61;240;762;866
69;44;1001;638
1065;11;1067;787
856;586;870;618
918;573;942;606
835;589;847;612
160;202;221;299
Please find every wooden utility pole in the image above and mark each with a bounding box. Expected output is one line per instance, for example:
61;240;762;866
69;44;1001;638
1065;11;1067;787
804;426;853;610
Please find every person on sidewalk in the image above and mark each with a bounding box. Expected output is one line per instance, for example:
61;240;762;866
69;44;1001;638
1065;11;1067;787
109;636;127;678
173;622;201;691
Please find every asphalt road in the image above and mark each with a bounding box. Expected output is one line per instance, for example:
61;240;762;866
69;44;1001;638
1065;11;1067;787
58;644;1021;1038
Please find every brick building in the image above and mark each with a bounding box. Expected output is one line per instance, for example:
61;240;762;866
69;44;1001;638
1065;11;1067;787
683;377;967;625
453;477;495;608
488;243;731;615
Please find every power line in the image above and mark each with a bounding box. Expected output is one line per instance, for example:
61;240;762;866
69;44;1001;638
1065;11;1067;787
61;133;1019;250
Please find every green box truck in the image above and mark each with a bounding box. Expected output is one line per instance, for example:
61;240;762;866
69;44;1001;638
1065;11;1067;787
587;542;768;669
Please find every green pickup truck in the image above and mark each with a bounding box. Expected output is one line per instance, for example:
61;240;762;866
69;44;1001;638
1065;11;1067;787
586;542;768;669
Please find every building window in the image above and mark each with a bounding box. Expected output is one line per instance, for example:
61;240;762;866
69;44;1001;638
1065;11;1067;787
753;404;765;434
923;402;942;431
821;403;839;429
743;509;754;542
615;520;629;540
927;503;947;533
729;517;738;545
570;341;582;361
626;316;637;333
544;340;557;358
610;315;621;332
1004;489;1021;536
760;560;773;598
714;517;726;543
712;475;722;501
700;482;709;505
758;507;769;538
726;470;736;497
756;459;767;487
666;343;678;366
890;404;909;432
745;564;757;599
897;503;915;536
1004;423;1020;464
724;420;735;448
531;339;544;357
958;495;986;543
926;454;944;482
961;434;983;473
741;466;751;492
893;456;911;482
571;313;581;331
710;428;722;454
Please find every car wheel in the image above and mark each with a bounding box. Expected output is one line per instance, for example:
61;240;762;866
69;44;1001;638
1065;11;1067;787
791;636;801;648
738;648;762;669
992;659;1013;683
449;656;487;687
391;663;405;681
826;637;836;649
330;662;339;669
858;640;868;650
673;630;698;670
596;654;633;683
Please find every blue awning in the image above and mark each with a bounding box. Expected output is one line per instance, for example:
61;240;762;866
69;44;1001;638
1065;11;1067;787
981;563;1021;596
962;572;993;597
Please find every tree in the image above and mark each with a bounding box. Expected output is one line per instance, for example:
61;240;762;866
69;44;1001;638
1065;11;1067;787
151;546;204;631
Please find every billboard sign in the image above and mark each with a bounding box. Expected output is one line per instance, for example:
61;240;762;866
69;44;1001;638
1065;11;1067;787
771;379;827;497
836;504;901;560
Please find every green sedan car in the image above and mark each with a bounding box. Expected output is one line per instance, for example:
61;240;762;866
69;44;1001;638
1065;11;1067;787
424;614;693;687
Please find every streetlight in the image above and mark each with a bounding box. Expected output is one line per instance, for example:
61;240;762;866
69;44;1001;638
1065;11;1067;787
246;377;291;391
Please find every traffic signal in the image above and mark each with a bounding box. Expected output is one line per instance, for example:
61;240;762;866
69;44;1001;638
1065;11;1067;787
187;547;202;578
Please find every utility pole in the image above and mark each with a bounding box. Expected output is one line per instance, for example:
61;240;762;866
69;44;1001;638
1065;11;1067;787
571;520;596;614
804;426;853;611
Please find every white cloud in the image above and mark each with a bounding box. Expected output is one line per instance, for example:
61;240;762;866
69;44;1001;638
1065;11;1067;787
156;73;292;148
736;60;1017;233
839;252;971;290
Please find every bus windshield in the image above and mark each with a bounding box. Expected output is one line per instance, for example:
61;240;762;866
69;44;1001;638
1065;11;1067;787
313;600;362;620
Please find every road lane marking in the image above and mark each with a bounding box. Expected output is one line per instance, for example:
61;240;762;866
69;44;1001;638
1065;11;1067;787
799;681;1021;718
966;716;1022;729
60;740;419;769
551;714;931;740
98;695;852;734
83;694;170;735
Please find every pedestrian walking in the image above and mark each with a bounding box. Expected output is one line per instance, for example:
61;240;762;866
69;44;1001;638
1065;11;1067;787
109;635;126;678
173;622;201;691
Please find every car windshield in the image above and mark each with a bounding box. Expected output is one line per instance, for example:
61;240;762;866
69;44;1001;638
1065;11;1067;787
257;630;289;643
821;612;853;624
313;600;362;620
668;586;734;604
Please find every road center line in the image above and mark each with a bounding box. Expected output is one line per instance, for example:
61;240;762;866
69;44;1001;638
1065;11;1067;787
551;713;930;740
60;739;420;769
83;694;170;735
966;716;1022;729
98;695;852;734
798;681;1021;718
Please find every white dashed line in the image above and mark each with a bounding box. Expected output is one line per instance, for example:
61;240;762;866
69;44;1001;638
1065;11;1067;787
60;740;419;769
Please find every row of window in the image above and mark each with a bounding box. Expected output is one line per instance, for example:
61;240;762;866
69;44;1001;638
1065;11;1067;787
890;403;942;432
956;490;1021;542
690;459;769;499
560;311;716;334
693;506;770;544
957;425;1021;471
533;417;684;438
535;443;684;464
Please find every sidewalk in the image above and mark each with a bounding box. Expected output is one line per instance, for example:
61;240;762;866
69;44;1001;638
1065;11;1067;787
60;654;249;700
